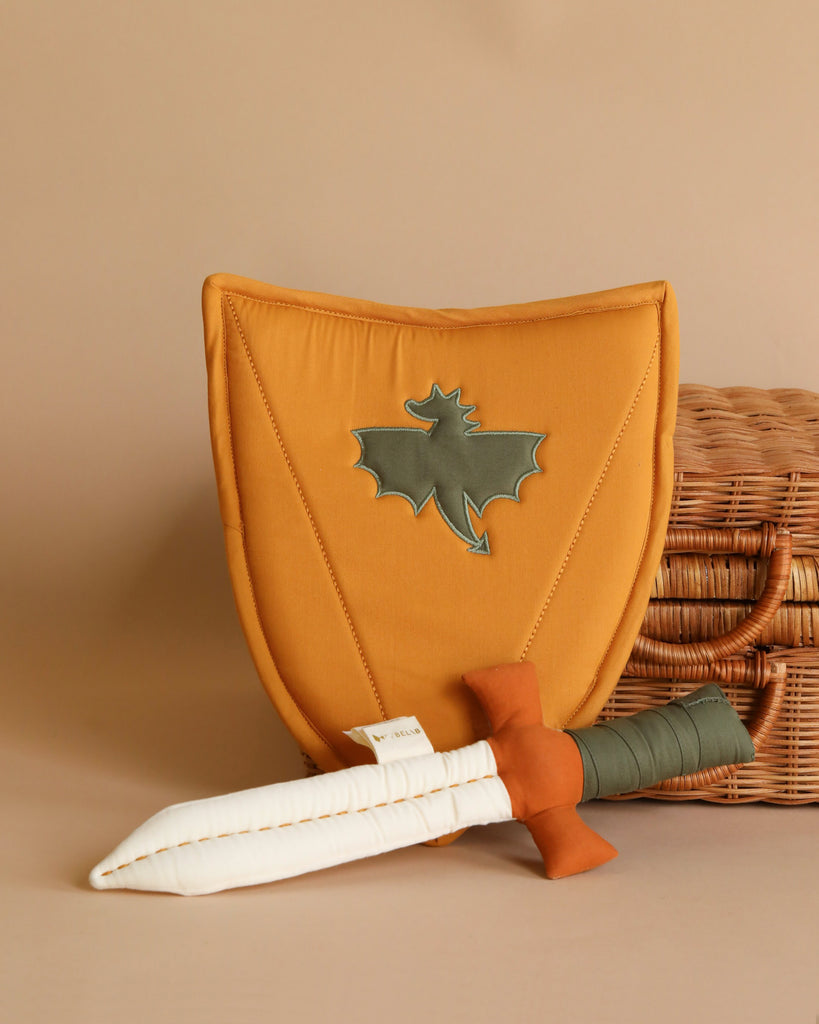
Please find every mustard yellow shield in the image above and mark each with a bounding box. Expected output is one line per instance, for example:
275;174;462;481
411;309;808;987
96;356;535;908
203;275;678;770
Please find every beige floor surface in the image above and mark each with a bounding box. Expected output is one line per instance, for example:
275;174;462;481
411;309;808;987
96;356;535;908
2;484;816;1024
2;682;817;1024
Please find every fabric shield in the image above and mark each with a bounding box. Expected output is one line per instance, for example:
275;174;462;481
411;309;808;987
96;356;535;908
202;275;679;771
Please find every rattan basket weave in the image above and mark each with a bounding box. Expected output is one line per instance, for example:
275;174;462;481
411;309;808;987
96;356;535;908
642;549;819;646
603;384;819;804
642;598;818;648
651;552;819;602
669;385;819;553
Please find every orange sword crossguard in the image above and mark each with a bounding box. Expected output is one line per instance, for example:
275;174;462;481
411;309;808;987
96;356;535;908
465;662;618;879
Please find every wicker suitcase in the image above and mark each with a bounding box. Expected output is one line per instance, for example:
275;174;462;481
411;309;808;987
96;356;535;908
601;384;819;804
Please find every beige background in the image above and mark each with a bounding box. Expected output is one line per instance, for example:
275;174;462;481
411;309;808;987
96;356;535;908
2;2;817;1022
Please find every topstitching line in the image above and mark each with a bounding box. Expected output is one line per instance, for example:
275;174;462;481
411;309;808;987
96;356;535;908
220;287;657;331
220;294;335;753
520;314;661;662
225;296;388;723
565;300;664;724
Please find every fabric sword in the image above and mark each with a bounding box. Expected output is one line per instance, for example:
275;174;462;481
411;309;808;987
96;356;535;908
89;741;511;896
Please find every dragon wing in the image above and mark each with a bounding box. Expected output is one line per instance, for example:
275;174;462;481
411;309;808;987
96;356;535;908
353;428;435;514
461;431;546;515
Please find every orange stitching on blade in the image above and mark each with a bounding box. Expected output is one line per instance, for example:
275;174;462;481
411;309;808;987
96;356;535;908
98;774;496;876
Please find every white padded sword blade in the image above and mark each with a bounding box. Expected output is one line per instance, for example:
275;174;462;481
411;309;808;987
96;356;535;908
89;740;512;895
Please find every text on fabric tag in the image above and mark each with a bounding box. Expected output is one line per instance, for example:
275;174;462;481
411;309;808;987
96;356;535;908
344;716;434;764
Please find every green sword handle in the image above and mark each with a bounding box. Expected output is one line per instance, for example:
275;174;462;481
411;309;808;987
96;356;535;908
566;684;755;801
464;663;757;879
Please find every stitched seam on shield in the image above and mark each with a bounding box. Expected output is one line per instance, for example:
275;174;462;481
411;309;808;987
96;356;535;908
567;300;663;725
221;290;657;331
226;295;387;722
519;326;661;660
99;774;497;877
221;294;335;753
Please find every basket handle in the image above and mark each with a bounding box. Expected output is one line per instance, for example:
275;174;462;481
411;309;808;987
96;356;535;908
631;524;792;666
621;650;787;791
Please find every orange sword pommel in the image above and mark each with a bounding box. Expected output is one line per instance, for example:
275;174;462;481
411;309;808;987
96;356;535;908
464;661;756;879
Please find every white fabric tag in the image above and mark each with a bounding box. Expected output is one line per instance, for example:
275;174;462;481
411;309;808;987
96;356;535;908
344;716;435;764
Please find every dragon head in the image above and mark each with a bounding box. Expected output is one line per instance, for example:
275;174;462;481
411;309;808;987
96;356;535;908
404;385;479;432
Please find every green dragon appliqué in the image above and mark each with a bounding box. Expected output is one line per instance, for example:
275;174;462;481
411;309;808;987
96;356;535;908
352;385;547;554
